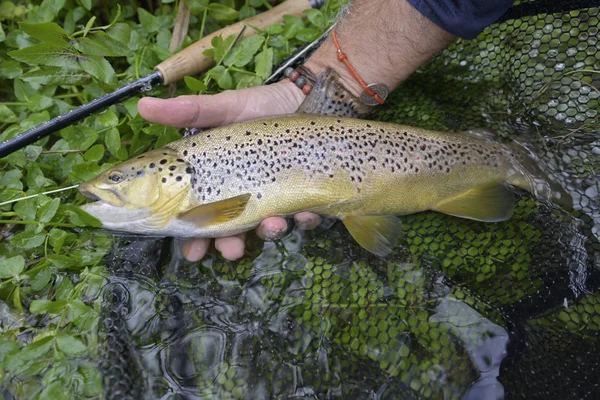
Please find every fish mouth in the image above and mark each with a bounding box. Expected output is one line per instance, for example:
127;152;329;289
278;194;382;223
79;182;125;207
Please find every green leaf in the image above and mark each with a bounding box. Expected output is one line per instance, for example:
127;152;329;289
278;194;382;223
81;0;92;10
84;144;105;162
0;169;23;190
30;266;52;291
78;55;116;84
296;28;320;42
27;164;54;189
19;22;68;46
207;3;238;21
184;0;209;15
0;23;5;43
27;94;54;112
282;15;303;40
184;76;207;92
239;5;256;20
8;336;53;367
207;65;233;90
105;127;121;157
65;205;102;227
30;300;68;314
15;197;37;220
0;61;23;78
74;32;130;57
56;332;87;356
37;198;60;223
48;228;68;252
0;105;17;123
22;67;91;86
70;161;104;182
24;145;43;161
137;8;159;31
82;16;96;37
98;110;119;127
107;23;131;47
305;9;326;29
61;125;98;150
223;35;264;67
254;47;273;79
48;254;77;269
9;44;80;68
10;230;46;249
0;255;25;279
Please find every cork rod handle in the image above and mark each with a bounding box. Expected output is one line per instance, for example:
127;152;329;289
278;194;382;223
155;0;313;84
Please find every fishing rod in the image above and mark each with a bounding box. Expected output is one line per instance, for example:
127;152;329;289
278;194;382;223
0;0;324;159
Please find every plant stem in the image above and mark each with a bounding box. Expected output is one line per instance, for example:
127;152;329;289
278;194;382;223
0;220;77;228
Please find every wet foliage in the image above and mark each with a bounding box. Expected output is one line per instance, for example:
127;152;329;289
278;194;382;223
1;0;600;399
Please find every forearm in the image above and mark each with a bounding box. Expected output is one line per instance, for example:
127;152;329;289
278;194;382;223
304;0;456;97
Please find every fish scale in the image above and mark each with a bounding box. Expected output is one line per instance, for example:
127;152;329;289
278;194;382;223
80;114;565;256
169;115;509;207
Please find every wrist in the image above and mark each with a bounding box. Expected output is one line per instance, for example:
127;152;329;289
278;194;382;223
303;0;455;100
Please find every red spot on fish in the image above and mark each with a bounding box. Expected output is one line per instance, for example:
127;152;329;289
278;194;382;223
415;156;421;161
281;151;286;155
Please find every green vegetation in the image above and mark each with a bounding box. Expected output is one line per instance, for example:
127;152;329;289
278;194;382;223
1;1;599;399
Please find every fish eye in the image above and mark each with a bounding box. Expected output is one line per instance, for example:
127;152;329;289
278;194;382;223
107;170;125;183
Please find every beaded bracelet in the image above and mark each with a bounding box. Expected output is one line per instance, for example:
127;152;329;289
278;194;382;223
284;65;316;95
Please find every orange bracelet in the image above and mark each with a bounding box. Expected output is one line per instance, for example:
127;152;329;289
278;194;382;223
331;29;387;105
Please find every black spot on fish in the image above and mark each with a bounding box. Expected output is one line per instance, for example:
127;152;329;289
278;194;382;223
149;163;155;168
176;158;184;162
192;142;197;147
161;177;167;183
176;176;182;182
257;139;263;145
183;150;188;156
136;170;145;177
169;165;176;171
137;155;145;159
274;123;279;127
160;159;167;165
207;187;212;194
158;168;163;172
257;193;262;199
226;136;231;141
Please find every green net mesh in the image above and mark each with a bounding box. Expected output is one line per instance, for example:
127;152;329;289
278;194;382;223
97;2;600;399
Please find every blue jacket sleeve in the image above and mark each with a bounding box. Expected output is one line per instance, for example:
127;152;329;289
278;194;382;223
407;0;515;39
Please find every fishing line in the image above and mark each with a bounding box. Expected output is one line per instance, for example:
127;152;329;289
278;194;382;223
0;185;79;207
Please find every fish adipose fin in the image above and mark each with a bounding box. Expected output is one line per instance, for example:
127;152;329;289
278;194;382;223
433;184;515;222
342;215;402;257
296;69;373;118
179;193;251;227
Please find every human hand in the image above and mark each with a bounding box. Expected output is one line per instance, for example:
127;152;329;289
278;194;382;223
138;80;322;261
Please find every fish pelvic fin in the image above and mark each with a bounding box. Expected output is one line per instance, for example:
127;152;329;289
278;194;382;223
179;193;251;227
342;215;402;257
505;141;573;209
433;184;516;222
296;69;373;118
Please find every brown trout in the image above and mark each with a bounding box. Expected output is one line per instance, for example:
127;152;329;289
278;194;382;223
79;113;567;256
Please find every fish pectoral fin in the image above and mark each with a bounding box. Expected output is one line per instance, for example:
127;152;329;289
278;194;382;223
432;184;515;222
342;215;402;257
147;188;188;229
179;193;251;227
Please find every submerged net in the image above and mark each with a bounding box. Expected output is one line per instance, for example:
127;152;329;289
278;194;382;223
98;1;600;399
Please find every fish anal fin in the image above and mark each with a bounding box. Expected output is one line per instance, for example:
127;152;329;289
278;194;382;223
433;184;515;222
297;69;373;118
342;215;402;257
179;193;251;227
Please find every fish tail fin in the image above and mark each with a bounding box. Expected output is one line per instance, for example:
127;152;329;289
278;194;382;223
505;141;573;209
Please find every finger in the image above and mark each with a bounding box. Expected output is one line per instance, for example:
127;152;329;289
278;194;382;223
256;217;289;240
183;238;211;262
294;212;322;230
137;80;304;128
215;233;246;261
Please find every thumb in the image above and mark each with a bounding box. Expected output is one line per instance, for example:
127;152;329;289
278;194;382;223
137;80;305;128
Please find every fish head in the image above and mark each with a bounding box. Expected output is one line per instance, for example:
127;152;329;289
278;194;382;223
79;148;194;232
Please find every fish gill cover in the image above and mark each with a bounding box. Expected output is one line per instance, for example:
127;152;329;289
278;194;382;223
0;0;599;399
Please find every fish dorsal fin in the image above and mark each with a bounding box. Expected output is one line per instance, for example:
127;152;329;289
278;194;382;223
342;215;402;257
432;184;515;222
147;188;188;229
179;193;251;227
296;69;373;118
